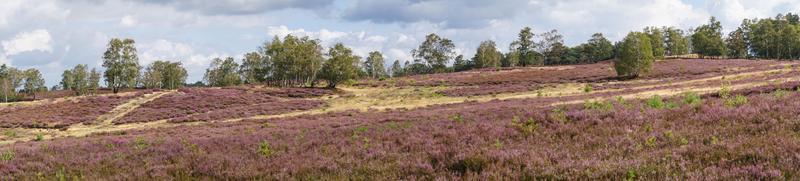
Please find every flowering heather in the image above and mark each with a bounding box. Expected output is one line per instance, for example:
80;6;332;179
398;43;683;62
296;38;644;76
169;99;325;123
362;59;787;96
227;85;336;98
115;88;326;124
1;84;799;179
0;94;142;129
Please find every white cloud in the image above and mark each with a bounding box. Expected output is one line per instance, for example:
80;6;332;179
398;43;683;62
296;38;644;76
0;0;24;27
138;39;194;65
120;15;138;27
365;35;387;43
2;29;53;56
267;25;352;43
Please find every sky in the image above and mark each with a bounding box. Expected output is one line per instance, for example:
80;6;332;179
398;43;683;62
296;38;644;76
1;0;799;87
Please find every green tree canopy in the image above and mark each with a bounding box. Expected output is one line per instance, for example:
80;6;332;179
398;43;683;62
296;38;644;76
364;51;387;79
615;31;654;78
412;33;455;74
239;52;269;84
204;57;242;87
389;60;404;77
644;27;666;59
692;17;727;57
664;27;689;56
473;40;502;68
142;61;187;89
319;43;360;88
261;35;324;87
0;64;23;102
23;68;46;99
61;64;91;96
511;27;542;66
102;38;141;93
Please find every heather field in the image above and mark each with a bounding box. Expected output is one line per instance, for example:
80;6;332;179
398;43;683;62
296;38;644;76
1;59;800;179
357;59;789;96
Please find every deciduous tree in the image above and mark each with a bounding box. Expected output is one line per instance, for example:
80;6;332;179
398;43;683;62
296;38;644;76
412;33;455;74
615;32;654;78
473;40;502;68
204;57;241;87
23;69;46;100
102;38;140;93
364;51;387;79
319;43;360;88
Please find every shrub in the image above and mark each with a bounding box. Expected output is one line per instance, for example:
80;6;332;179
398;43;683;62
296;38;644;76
681;92;702;107
646;95;675;109
773;89;788;98
511;116;538;136
724;94;748;108
133;137;149;150
258;141;273;158
549;108;569;123
3;130;16;138
645;136;657;148
584;100;613;110
0;150;13;161
719;82;732;99
34;133;44;141
583;84;593;93
449;114;464;123
646;95;665;109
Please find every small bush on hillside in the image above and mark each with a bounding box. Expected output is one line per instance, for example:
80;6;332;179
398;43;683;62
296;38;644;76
258;141;273;158
583;84;593;93
719;82;732;99
549;108;569;123
0;150;13;161
681;92;703;107
773;89;788;98
584;100;613;110
724;95;748;108
3;130;16;138
34;133;44;141
511;116;538;136
645;136;657;148
449;114;464;123
646;95;675;109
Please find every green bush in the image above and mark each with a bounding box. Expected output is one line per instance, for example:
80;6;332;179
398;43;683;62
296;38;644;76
646;95;676;109
773;89;788;98
645;136;657;148
34;133;44;141
681;92;703;106
1;150;14;161
584;100;613;110
258;141;273;157
549;108;569;123
511;116;538;136
724;94;748;107
583;84;593;93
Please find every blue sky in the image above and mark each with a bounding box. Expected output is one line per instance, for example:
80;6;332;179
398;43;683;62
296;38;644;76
1;0;799;87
